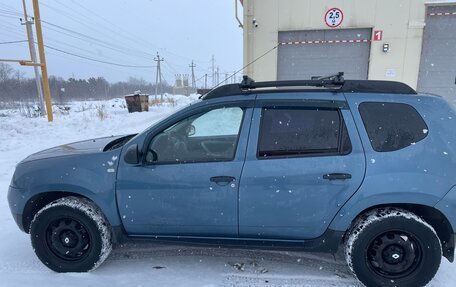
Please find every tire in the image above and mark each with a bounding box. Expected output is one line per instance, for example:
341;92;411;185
345;208;442;287
30;196;112;272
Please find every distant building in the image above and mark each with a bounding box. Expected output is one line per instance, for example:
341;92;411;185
173;74;191;97
241;0;456;101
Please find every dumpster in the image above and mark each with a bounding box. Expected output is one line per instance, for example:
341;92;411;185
125;94;149;113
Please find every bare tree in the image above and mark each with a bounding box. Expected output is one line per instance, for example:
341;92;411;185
0;63;14;82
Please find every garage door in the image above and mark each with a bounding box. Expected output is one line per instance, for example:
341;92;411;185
277;28;372;81
418;5;456;103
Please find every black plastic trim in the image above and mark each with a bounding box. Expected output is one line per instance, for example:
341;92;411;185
202;80;417;100
122;229;345;253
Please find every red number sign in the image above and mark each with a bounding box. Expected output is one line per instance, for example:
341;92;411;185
374;30;383;41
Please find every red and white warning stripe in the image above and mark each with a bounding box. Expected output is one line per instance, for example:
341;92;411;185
279;39;371;46
428;12;456;16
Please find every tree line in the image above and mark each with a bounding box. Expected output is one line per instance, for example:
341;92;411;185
0;63;173;104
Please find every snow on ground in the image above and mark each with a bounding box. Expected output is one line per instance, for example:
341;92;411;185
0;95;455;287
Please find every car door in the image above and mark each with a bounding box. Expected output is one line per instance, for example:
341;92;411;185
117;102;253;237
239;92;366;239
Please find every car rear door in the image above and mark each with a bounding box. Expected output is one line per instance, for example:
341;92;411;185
239;92;366;239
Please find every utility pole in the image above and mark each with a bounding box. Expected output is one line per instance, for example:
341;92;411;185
211;55;215;87
216;66;220;85
21;0;45;115
32;0;53;122
189;61;196;91
204;74;208;89
154;52;164;101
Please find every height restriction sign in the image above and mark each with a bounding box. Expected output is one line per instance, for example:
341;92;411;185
325;8;344;28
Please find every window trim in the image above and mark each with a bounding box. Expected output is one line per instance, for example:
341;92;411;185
256;106;352;160
143;106;247;166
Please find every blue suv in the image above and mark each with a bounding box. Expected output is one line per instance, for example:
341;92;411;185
7;74;456;287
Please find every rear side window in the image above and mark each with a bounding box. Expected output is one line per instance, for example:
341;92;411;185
258;107;351;158
359;102;428;152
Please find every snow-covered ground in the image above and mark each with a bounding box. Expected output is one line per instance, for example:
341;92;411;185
0;95;455;287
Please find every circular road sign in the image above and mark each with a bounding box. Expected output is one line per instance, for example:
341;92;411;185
325;8;344;28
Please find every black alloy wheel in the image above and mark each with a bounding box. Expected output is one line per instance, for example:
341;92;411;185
46;217;92;261
367;230;422;279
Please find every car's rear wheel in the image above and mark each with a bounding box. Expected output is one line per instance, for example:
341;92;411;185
30;196;112;272
345;208;441;287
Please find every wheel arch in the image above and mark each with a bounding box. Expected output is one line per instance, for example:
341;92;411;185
343;203;454;262
23;191;107;233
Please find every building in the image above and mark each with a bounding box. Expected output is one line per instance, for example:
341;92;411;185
241;0;456;102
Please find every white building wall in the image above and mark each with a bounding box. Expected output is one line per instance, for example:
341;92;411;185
243;0;433;89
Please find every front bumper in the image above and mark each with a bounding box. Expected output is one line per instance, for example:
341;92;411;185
7;185;26;232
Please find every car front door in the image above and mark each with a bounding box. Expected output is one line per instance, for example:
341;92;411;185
117;102;252;237
239;92;366;239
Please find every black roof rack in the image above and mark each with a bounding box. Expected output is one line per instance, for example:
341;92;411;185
202;73;417;100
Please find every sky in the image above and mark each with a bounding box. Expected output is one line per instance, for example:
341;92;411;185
0;0;243;85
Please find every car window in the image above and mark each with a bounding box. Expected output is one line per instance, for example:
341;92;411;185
359;102;428;152
147;107;244;164
191;107;244;137
258;107;351;158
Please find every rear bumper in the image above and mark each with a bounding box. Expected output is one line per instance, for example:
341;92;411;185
444;233;455;262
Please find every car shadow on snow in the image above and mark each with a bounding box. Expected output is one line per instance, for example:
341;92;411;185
105;241;361;287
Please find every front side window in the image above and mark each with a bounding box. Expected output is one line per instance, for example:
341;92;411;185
258;107;351;158
146;107;244;163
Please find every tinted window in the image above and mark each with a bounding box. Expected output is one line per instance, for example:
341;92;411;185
147;107;244;163
258;107;351;158
359;102;428;152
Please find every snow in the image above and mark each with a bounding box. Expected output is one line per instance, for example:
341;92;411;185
0;95;455;286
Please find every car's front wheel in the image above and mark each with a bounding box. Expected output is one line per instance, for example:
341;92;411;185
345;208;442;287
30;196;112;272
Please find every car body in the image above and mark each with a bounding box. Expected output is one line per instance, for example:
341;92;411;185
7;76;456;286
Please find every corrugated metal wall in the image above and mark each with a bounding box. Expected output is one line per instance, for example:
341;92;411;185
277;29;372;80
418;5;456;102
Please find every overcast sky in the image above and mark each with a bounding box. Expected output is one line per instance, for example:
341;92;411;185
0;0;243;84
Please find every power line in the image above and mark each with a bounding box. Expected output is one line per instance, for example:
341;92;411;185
48;0;209;66
211;44;279;90
0;13;21;20
43;44;156;68
40;20;160;63
0;40;28;44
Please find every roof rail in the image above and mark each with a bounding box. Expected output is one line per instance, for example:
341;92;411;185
202;74;417;100
240;72;345;90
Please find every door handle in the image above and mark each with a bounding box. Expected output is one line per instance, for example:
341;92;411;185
210;176;236;184
323;173;352;180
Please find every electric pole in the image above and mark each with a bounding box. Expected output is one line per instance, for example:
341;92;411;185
154;52;164;101
189;61;196;91
216;66;220;85
21;0;45;115
32;0;53;122
211;55;215;87
205;74;208;89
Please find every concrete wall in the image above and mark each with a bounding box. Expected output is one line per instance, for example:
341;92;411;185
243;0;432;89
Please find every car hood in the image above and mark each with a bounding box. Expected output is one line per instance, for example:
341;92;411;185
21;135;127;163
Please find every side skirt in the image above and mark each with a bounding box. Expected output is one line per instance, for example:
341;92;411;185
113;227;344;253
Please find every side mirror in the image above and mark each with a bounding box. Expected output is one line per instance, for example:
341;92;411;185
186;124;196;137
124;144;139;164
